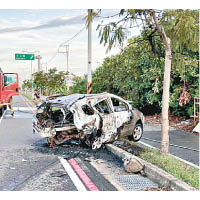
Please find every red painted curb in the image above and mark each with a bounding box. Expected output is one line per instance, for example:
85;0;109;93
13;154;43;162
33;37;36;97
68;158;99;191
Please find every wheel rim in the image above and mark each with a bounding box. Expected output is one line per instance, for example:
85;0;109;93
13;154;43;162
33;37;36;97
133;126;142;140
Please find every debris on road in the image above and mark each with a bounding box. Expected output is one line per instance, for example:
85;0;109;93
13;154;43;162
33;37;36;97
123;156;144;175
33;93;144;150
50;171;67;177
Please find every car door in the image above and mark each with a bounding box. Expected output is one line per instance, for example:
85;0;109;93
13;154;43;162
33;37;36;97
94;98;117;142
110;97;132;136
1;73;19;102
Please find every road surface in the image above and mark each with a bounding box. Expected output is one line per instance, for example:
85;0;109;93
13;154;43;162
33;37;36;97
141;123;199;166
0;95;158;191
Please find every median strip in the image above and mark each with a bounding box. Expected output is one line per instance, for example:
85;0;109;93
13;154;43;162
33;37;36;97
105;143;197;191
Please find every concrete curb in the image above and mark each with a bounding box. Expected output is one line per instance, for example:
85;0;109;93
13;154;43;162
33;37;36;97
105;144;197;191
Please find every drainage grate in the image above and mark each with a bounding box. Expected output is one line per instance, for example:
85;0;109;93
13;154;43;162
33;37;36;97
114;175;159;191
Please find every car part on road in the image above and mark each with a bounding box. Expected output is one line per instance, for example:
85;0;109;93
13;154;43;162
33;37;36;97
123;156;144;175
33;93;144;150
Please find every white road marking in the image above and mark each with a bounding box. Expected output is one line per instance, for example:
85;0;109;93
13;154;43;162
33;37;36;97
138;141;158;150
58;156;87;191
0;109;6;125
138;141;199;169
13;107;36;111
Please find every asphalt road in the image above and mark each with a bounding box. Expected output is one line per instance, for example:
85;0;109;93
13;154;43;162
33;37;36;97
0;95;159;191
141;123;199;166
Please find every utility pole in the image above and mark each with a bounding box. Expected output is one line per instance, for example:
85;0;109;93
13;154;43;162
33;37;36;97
35;55;42;72
87;9;92;94
66;45;69;73
59;44;69;73
58;44;70;92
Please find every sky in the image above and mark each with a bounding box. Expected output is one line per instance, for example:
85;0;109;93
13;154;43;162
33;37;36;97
0;1;197;87
0;9;141;86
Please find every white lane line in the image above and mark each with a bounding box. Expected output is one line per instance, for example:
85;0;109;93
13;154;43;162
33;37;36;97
138;141;199;169
13;107;36;111
138;141;158;150
0;109;6;125
58;156;87;191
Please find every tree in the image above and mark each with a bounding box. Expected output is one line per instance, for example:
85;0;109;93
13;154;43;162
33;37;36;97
70;35;198;118
150;10;171;153
87;9;198;153
32;68;68;96
22;79;32;90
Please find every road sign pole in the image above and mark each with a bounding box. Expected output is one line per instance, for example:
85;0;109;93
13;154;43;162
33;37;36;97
35;55;42;72
31;60;34;98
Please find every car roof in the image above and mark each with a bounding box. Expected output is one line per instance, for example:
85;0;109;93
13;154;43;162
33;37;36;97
46;92;129;108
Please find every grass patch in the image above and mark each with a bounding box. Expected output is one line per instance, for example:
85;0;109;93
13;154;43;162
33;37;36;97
122;139;199;189
20;91;33;101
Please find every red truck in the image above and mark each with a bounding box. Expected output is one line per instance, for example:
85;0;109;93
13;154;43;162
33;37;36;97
0;70;19;115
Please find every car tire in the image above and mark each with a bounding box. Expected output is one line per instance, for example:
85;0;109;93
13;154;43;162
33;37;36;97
0;106;5;116
131;123;143;142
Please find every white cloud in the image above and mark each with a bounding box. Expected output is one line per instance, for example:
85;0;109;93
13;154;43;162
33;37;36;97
20;19;40;27
0;14;85;34
0;10;130;83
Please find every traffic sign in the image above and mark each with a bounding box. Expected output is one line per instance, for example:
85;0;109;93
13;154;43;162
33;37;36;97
15;54;35;60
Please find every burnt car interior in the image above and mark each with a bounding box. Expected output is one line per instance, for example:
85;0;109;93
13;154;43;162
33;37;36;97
81;104;94;115
36;103;74;129
94;100;110;114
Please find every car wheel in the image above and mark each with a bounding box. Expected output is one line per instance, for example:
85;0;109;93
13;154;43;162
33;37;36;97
132;123;143;142
0;107;5;116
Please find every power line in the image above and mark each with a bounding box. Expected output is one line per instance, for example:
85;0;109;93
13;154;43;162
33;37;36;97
60;26;85;46
46;26;86;65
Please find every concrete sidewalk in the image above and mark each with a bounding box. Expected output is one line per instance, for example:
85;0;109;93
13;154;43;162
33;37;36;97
141;122;199;166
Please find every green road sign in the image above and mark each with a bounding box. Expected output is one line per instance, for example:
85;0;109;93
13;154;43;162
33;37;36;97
15;53;35;60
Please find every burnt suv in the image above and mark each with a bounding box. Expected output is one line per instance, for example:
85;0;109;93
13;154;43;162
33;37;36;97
32;93;144;149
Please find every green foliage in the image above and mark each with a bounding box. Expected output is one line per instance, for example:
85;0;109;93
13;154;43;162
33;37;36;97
77;9;198;118
162;10;199;52
23;68;68;96
69;34;198;117
69;75;87;94
22;79;32;90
